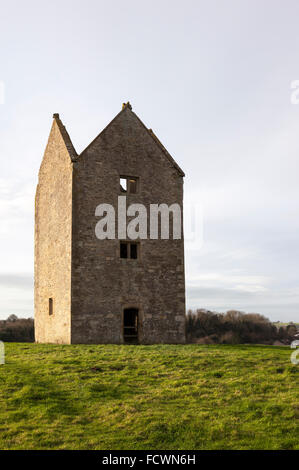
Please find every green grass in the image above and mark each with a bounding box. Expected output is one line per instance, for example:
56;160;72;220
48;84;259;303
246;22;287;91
0;343;298;450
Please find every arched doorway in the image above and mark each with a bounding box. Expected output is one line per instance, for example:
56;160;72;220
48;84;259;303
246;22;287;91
123;308;139;344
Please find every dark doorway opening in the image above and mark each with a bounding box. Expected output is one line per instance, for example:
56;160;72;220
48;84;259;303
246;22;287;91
123;308;139;344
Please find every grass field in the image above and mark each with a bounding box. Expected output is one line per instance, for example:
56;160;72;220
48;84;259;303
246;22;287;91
0;343;298;450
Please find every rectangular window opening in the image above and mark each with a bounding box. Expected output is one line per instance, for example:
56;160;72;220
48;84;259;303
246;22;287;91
120;176;138;194
120;242;128;258
120;241;139;259
129;178;137;194
49;298;53;316
130;243;138;259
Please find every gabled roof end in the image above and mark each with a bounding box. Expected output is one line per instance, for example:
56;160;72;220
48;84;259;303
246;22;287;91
52;113;77;162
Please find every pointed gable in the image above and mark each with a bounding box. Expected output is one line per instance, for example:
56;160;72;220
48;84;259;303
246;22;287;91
77;103;185;177
52;113;77;162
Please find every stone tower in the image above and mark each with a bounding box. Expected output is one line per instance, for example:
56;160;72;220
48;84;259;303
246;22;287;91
35;103;186;344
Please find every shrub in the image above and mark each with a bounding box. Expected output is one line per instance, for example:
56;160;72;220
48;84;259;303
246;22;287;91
0;316;34;342
186;309;297;345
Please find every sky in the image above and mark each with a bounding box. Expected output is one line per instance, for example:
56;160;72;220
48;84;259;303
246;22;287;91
0;0;298;322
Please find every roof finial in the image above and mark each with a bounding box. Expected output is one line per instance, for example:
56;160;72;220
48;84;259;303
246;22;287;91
122;101;132;110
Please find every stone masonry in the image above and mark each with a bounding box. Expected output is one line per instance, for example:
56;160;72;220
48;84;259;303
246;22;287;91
35;103;186;344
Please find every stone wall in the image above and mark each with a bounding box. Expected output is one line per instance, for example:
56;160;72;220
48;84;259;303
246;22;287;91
35;106;186;344
71;106;186;343
34;119;73;343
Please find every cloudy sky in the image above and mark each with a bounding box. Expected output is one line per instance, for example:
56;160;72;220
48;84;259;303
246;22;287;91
0;0;298;321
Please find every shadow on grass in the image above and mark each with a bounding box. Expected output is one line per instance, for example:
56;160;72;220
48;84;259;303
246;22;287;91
5;362;81;419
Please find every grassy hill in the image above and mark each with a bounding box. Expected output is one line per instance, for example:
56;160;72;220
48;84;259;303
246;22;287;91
0;343;298;450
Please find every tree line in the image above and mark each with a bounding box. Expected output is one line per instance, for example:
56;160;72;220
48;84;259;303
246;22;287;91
0;311;297;344
0;315;34;342
186;309;298;345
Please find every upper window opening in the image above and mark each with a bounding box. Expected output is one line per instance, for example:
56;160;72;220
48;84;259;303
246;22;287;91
129;178;137;194
120;176;138;194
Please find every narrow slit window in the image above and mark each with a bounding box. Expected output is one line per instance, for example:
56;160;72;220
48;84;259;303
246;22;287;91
120;242;128;258
49;298;53;316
